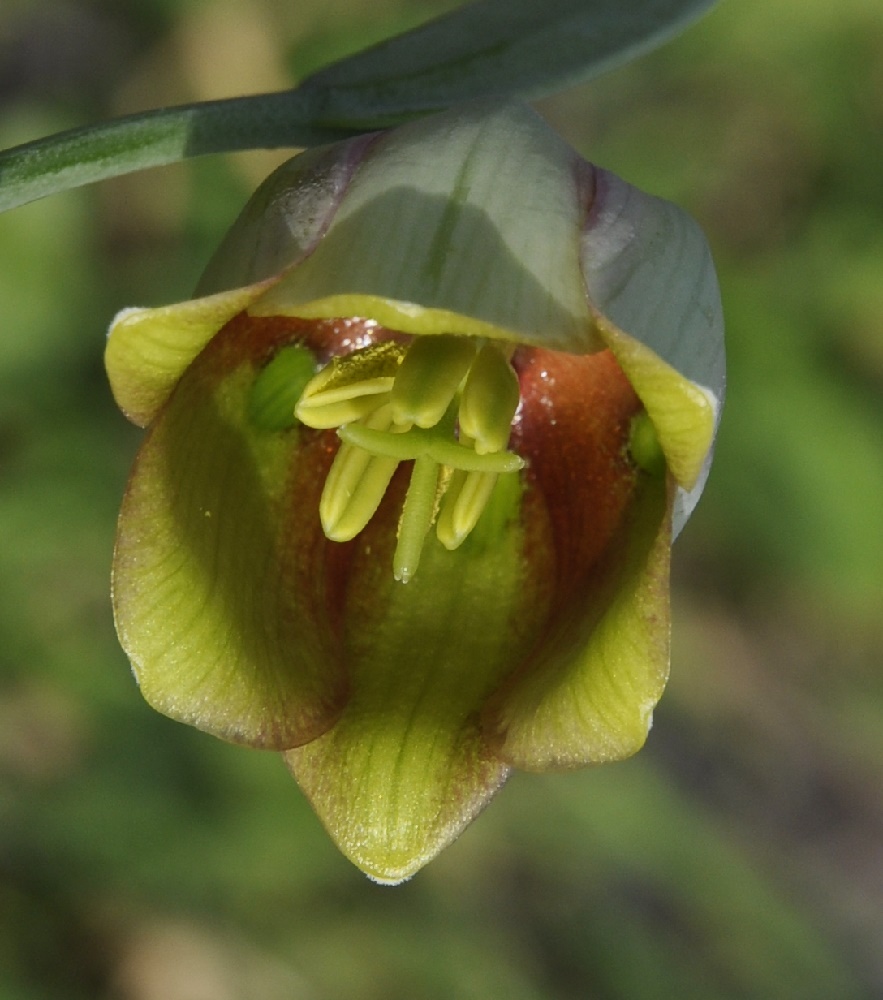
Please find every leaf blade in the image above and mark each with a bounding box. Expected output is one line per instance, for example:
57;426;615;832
299;0;719;125
0;92;351;214
0;0;718;213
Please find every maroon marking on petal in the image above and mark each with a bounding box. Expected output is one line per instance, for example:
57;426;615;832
481;347;651;749
205;311;416;642
169;313;407;745
512;347;643;601
214;312;391;368
202;312;399;658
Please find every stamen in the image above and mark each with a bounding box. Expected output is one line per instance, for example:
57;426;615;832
319;405;400;541
295;340;406;428
294;332;526;581
458;343;521;454
390;334;477;430
436;469;499;550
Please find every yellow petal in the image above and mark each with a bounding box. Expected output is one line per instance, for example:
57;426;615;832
286;473;541;883
106;280;274;426
597;317;716;490
113;315;347;748
486;474;672;768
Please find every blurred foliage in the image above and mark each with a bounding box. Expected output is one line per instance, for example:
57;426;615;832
1;0;882;998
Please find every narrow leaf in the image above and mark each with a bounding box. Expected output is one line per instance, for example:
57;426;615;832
299;0;719;125
0;0;718;213
0;92;350;214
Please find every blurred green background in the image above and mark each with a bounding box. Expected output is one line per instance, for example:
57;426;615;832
1;0;882;997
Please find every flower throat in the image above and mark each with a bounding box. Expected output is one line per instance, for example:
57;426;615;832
294;335;525;583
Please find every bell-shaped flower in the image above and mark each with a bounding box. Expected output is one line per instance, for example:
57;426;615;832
105;100;724;884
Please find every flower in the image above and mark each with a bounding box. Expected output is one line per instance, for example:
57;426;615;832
105;100;724;883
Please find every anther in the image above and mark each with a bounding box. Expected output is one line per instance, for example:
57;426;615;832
458;343;521;454
295;340;406;428
295;333;526;581
319;405;400;540
436;469;499;550
390;334;477;430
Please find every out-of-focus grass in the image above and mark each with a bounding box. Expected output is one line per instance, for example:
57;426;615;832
1;1;881;998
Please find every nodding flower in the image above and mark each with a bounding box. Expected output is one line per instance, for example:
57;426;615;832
106;99;724;883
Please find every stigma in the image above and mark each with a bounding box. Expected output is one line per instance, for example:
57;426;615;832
294;334;524;582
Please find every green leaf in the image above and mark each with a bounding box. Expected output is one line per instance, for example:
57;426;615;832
0;0;717;213
299;0;720;125
0;92;351;215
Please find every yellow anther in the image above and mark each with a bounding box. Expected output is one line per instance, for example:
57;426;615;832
458;342;521;454
296;340;406;428
436;468;499;550
319;405;400;541
296;333;525;581
390;334;477;430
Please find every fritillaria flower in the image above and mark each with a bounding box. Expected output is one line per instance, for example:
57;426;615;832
106;100;724;883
